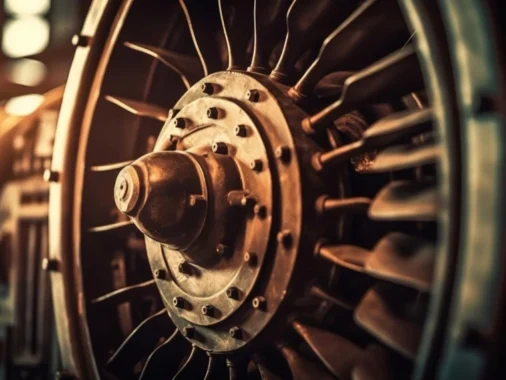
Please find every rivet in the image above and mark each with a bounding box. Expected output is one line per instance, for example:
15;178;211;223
250;159;263;172
234;124;247;137
275;146;291;163
253;204;267;218
244;252;257;266
202;304;214;316
216;243;231;257
172;117;186;129
252;296;266;311
229;326;242;339
201;82;215;95
178;261;190;274
71;34;89;47
226;287;239;300
173;296;185;308
43;169;59;183
183;326;196;338
154;269;166;279
246;89;260;102
207;107;220;119
212;142;228;154
277;230;293;249
41;258;59;272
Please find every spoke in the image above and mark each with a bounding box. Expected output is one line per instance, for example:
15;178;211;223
293;321;364;379
249;0;291;73
105;95;169;121
219;0;255;70
89;160;134;172
227;358;247;380
88;220;134;233
352;345;393;380
91;280;158;307
354;287;421;359
124;41;204;89
172;345;197;380
139;330;188;380
302;46;424;134
359;139;440;173
313;108;433;170
280;345;334;380
369;180;438;221
179;0;224;75
290;0;407;100
203;355;216;380
317;244;371;272
106;309;174;377
309;285;354;310
365;232;434;291
270;0;349;84
316;195;371;215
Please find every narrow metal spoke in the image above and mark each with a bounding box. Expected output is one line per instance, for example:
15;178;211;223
309;285;354;310
91;279;158;307
89;160;134;172
172;345;197;380
87;220;134;233
317;244;371;272
105;95;169;121
316;195;371;215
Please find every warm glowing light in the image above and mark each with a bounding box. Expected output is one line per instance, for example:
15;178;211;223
2;17;50;58
4;0;50;16
4;94;44;116
2;59;47;87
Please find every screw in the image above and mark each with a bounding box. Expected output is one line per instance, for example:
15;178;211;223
246;89;260;102
229;326;242;339
277;230;293;249
183;326;196;338
216;243;231;257
234;124;247;137
201;82;215;95
275;146;291;163
71;34;89;47
207;107;220;119
212;142;228;154
41;258;59;272
202;304;214;316
250;159;263;172
178;261;190;274
173;296;185;308
252;296;266;310
43;169;59;183
253;204;267;218
244;252;257;266
226;287;239;299
154;269;166;279
172;117;186;129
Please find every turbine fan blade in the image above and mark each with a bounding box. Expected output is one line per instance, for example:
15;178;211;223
369;180;438;221
352;345;393;380
219;0;255;69
253;355;283;380
88;220;134;233
293;321;364;379
179;0;224;75
316;195;371;215
290;0;407;100
124;41;204;88
359;139;439;173
227;358;248;380
91;280;158;307
354;287;421;359
105;95;169;121
317;244;371;272
365;232;434;291
313;108;433;170
249;0;291;73
106;309;174;377
270;0;350;84
139;330;188;380
309;285;354;310
280;345;334;380
303;46;424;134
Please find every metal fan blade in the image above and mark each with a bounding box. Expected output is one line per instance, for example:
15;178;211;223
309;285;354;310
253;355;283;380
317;244;371;272
291;0;407;99
365;232;434;291
352;345;393;380
179;0;224;75
369;180;438;221
124;41;204;88
88;220;134;233
303;46;423;134
293;321;364;379
270;0;348;84
105;95;169;121
354;287;421;358
106;309;174;377
91;279;158;307
313;108;433;170
280;345;334;380
316;195;371;215
89;160;134;172
139;330;188;380
249;0;291;73
359;139;439;173
219;0;255;69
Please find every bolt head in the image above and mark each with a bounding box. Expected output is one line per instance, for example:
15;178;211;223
250;159;263;172
226;287;239;299
154;269;166;279
234;124;247;137
277;230;293;249
212;142;228;154
202;304;214;316
201;82;215;95
229;326;242;339
41;258;59;272
188;194;205;207
183;326;195;338
244;252;257;266
252;296;266;310
216;243;231;257
172;117;186;129
253;204;267;218
173;297;185;308
275;146;291;162
246;89;260;102
178;261;190;274
43;169;59;183
207;107;220;119
72;34;89;47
